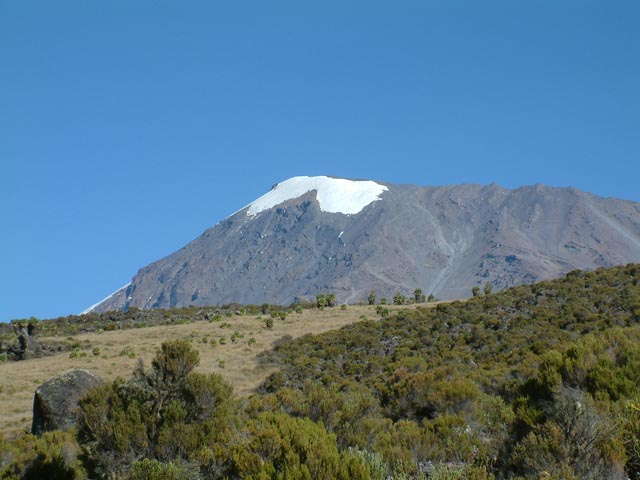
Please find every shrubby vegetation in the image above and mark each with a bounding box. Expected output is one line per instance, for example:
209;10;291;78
2;340;376;479
0;430;86;479
78;340;237;479
257;263;640;478
0;303;306;343
0;302;313;362
3;264;640;478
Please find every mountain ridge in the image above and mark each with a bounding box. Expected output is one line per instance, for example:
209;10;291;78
86;176;640;313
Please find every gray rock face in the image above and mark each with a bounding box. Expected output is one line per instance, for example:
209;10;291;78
88;179;640;311
32;369;103;435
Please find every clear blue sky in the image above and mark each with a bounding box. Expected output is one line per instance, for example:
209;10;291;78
2;1;639;321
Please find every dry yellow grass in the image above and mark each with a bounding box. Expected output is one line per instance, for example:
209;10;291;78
0;304;424;435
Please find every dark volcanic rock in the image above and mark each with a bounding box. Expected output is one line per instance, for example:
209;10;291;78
12;323;41;360
86;177;640;312
32;369;103;435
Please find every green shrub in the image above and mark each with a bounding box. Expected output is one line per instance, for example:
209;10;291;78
368;291;377;305
119;346;136;358
129;459;196;480
316;294;327;308
623;400;640;478
69;348;86;359
232;412;373;479
0;430;86;479
327;293;336;307
79;340;236;479
393;293;406;305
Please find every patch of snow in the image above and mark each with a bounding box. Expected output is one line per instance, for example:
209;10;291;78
81;282;131;315
245;176;388;216
143;294;154;309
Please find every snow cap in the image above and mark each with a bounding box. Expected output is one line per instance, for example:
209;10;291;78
246;176;388;216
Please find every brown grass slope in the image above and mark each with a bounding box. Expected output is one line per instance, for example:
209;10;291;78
0;304;424;435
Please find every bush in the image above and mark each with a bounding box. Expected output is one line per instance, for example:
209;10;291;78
368;291;377;305
393;293;406;305
119;346;136;358
327;293;336;307
129;459;197;480
511;388;625;479
69;348;86;359
79;340;236;479
0;430;86;480
232;412;374;479
623;401;640;478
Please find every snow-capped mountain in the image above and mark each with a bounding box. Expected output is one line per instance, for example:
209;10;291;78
245;176;388;216
85;176;640;312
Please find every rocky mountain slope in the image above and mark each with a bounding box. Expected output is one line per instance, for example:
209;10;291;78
86;176;640;312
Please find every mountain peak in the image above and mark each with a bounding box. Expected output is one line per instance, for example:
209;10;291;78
84;180;640;313
245;176;388;216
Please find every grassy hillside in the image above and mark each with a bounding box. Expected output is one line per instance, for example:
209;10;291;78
2;264;640;479
0;304;411;434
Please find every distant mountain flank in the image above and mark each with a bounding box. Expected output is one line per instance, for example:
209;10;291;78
86;176;640;313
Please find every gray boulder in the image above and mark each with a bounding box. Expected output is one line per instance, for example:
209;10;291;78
31;369;103;435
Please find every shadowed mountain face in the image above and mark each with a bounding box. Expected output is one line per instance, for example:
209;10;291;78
88;178;640;312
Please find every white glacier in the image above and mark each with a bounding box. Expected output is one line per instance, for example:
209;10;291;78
246;176;388;216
